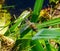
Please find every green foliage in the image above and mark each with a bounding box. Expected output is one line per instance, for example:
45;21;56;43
4;10;31;36
2;0;60;51
31;0;44;22
32;28;60;39
37;18;60;29
31;40;44;51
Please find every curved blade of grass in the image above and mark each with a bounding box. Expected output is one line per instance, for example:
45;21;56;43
4;10;31;36
31;0;44;22
32;28;60;40
37;18;60;29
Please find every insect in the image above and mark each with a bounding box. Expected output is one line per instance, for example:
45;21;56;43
25;19;38;32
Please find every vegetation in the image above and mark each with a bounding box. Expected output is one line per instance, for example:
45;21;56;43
0;0;60;51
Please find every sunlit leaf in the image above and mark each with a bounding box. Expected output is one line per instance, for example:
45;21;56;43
4;10;31;36
32;28;60;40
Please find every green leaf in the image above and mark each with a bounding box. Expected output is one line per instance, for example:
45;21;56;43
4;10;31;36
32;28;60;40
20;24;31;38
30;1;44;51
37;18;60;29
31;0;44;22
30;40;44;51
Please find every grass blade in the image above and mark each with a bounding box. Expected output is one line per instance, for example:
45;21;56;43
4;10;31;36
30;40;44;51
31;0;44;22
